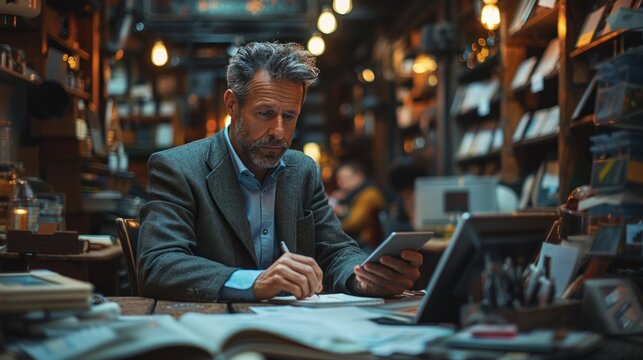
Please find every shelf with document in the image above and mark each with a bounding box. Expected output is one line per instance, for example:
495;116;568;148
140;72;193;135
508;0;559;46
560;0;643;197
569;0;642;58
507;35;561;180
450;75;501;166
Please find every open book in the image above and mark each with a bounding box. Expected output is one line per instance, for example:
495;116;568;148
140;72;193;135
12;307;454;360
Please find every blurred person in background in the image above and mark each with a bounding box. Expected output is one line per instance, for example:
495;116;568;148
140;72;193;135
330;160;386;252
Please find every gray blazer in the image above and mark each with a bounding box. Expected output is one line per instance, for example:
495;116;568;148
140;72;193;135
137;130;367;301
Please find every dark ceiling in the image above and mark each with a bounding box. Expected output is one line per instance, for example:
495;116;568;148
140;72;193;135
128;0;427;72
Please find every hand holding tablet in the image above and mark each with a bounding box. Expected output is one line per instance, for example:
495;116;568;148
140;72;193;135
360;231;433;266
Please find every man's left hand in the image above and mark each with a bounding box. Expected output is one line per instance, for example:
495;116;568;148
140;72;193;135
353;250;423;296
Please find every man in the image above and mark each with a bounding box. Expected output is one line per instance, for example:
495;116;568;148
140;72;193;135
138;42;422;302
330;160;386;251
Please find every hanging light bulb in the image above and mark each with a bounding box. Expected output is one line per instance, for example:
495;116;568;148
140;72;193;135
317;8;337;34
307;34;325;56
480;1;500;31
151;40;168;66
333;0;352;15
361;68;375;82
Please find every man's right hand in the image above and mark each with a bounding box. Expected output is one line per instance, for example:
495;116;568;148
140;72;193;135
253;253;323;300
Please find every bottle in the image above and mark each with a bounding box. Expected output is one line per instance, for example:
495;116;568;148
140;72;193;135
0;120;16;234
8;178;39;232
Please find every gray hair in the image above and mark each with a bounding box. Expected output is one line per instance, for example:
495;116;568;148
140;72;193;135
226;42;319;107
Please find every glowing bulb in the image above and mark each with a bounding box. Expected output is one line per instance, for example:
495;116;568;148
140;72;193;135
224;114;231;127
481;4;500;31
361;68;375;82
151;40;168;66
307;34;325;56
333;0;352;15
303;142;321;163
317;8;337;34
412;54;437;74
427;74;438;86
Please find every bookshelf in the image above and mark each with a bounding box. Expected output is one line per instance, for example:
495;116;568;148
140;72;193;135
0;0;105;233
560;0;642;200
450;8;502;177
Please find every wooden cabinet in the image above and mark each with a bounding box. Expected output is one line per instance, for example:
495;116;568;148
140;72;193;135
0;0;104;232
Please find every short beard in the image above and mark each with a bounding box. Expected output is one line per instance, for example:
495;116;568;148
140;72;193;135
233;116;289;169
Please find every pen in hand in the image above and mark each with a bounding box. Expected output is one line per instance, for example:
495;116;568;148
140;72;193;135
279;241;320;299
279;241;291;255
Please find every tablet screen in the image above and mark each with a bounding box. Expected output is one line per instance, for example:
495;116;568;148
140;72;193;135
0;275;56;287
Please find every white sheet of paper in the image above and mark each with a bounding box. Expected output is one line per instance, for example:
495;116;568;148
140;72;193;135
538;243;581;298
538;0;557;8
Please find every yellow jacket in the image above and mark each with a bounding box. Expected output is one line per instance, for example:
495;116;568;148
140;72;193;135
340;185;386;248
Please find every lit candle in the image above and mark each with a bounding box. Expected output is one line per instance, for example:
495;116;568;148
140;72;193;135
12;208;28;230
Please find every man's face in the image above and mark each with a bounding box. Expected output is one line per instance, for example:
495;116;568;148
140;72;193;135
226;71;303;176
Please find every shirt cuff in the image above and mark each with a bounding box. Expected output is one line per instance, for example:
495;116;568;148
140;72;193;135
220;269;264;301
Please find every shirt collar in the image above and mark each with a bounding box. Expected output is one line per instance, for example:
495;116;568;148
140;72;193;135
223;125;286;181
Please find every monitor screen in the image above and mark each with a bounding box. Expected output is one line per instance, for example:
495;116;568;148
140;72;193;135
414;176;498;229
414;212;557;325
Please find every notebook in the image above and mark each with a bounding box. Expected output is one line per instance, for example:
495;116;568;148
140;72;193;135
268;293;384;307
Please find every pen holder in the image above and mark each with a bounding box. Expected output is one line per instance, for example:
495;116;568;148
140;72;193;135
461;301;582;331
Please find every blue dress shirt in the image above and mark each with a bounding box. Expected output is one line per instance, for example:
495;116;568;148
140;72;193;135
220;126;286;300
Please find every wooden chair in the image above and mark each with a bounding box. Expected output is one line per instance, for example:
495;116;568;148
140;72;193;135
115;217;141;296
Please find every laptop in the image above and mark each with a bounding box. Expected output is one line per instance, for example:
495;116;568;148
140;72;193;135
368;212;557;326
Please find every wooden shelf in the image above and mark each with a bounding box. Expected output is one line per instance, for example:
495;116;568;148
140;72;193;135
455;98;501;124
509;5;559;45
457;54;499;84
0;65;42;85
514;133;558;149
456;150;501;165
48;34;90;60
63;85;91;100
571;114;596;130
570;30;628;58
512;72;559;98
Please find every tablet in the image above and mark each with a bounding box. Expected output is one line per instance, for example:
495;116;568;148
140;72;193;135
0;270;93;313
360;231;433;266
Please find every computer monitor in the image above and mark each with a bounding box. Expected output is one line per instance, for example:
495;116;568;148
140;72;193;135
414;212;557;325
413;176;498;230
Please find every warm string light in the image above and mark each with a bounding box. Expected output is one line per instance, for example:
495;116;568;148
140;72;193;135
461;32;497;69
151;40;168;67
361;68;375;82
332;0;352;15
317;8;337;34
480;0;500;31
307;34;325;56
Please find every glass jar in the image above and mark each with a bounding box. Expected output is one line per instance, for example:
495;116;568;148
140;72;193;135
8;179;39;232
0;44;11;69
0;120;16;235
11;47;25;75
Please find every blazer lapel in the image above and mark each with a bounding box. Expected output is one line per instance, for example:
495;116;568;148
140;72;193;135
275;163;298;253
205;133;257;266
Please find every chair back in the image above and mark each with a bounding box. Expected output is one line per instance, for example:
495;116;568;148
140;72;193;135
115;217;141;296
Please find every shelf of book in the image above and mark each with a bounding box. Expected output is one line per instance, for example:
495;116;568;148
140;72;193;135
509;3;559;46
570;115;597;131
48;34;91;60
456;150;501;166
570;30;630;58
457;54;499;84
514;133;558;150
0;65;41;85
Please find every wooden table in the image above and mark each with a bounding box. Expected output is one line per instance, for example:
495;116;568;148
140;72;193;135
0;245;123;295
108;297;230;317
